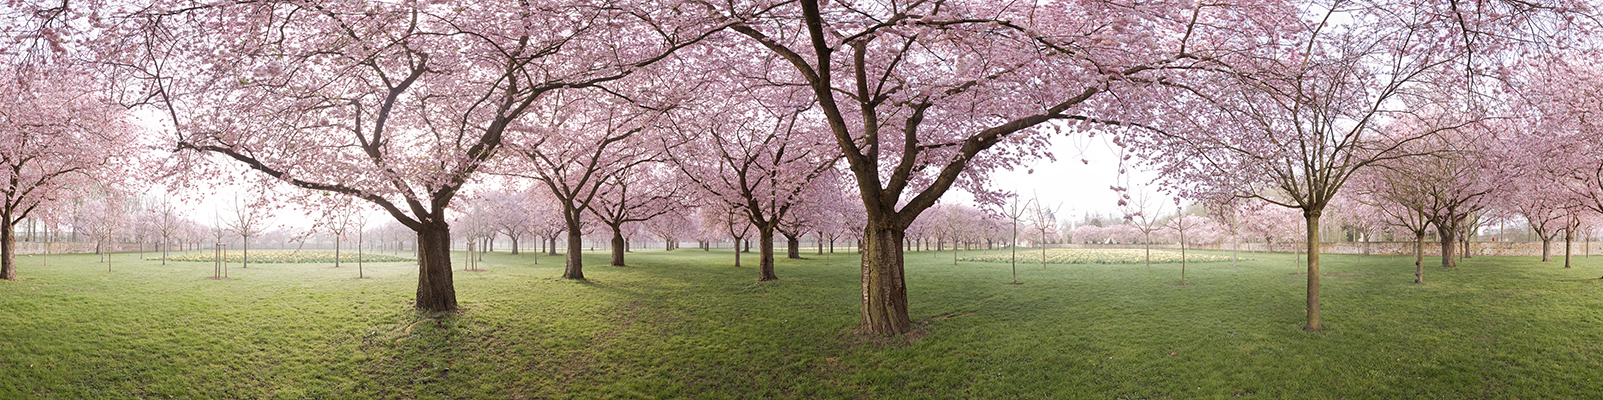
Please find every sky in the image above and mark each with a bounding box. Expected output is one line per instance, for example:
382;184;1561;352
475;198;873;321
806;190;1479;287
951;132;1163;224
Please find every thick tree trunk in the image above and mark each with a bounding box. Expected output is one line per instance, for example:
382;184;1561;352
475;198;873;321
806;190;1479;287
1542;237;1553;262
1436;223;1457;269
549;236;559;256
860;219;911;335
610;225;626;267
510;235;520;255
785;232;800;259
414;223;458;312
758;226;778;281
1;216;16;280
1304;210;1323;332
565;228;585;280
733;238;742;267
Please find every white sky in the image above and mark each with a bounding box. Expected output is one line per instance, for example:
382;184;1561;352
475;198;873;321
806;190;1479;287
950;133;1163;223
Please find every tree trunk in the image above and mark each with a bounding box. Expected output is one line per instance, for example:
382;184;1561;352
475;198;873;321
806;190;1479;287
1542;236;1553;262
733;238;742;267
785;232;801;259
510;235;520;255
1143;233;1151;270
1436;223;1457;269
565;227;585;280
1;216;16;280
1564;228;1574;269
1179;225;1187;284
334;234;341;268
549;236;558;256
860;219;911;335
758;225;778;281
1304;210;1323;332
610;225;626;267
414;223;458;312
1414;232;1425;284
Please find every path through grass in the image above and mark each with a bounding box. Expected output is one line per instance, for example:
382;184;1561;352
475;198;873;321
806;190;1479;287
2;247;1602;398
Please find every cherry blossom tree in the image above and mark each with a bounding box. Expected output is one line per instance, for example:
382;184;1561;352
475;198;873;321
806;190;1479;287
110;0;730;311
723;0;1292;335
506;89;678;279
1351;171;1436;282
643;211;693;251
1127;0;1591;330
478;188;534;255
525;190;566;259
1506;53;1603;271
586;163;685;267
0;66;139;280
1383;120;1502;270
73;188;128;269
666;78;839;280
929;203;983;266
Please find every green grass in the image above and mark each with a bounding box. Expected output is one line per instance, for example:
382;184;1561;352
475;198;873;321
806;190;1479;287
3;247;1603;398
159;249;413;264
959;247;1243;264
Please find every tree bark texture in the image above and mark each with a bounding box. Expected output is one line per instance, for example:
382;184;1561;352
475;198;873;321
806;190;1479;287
610;225;626;267
1436;223;1457;269
1304;210;1323;332
565;229;586;280
758;226;778;281
1;217;16;280
785;233;801;259
415;223;458;312
1542;238;1553;262
860;220;911;335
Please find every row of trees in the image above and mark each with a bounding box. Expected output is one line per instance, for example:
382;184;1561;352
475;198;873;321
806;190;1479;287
2;0;1591;336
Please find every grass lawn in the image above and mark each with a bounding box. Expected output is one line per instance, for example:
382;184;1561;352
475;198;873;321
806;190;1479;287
3;246;1603;399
